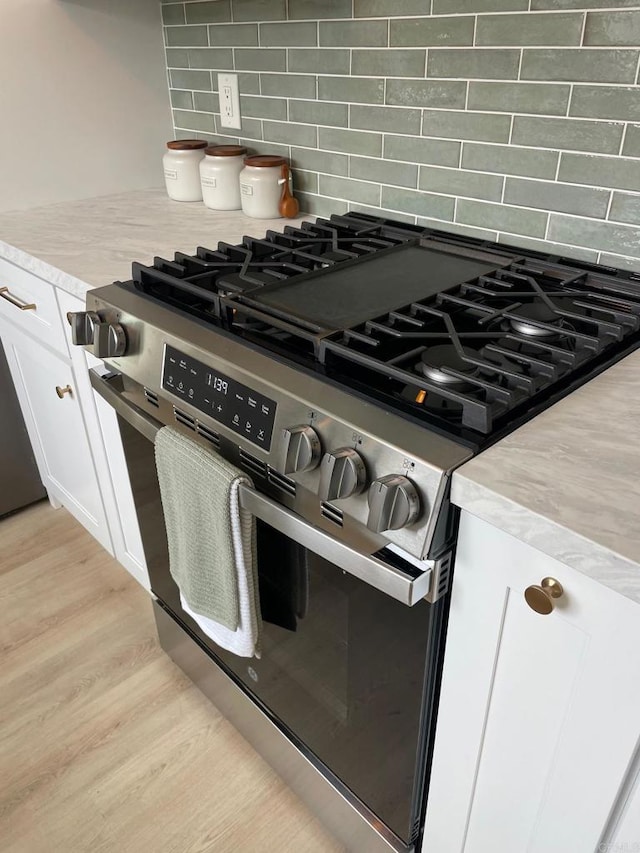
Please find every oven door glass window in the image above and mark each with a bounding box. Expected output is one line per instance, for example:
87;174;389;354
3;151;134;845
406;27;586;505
119;416;438;844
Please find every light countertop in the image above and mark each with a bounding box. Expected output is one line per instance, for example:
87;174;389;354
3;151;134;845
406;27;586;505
452;349;640;604
0;188;306;299
2;188;639;604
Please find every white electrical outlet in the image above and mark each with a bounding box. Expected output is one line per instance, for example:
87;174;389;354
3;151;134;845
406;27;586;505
218;73;241;130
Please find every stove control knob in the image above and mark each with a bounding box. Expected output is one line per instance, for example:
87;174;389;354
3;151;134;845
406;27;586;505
367;475;420;533
67;311;100;346
92;322;127;359
279;425;321;474
318;448;366;502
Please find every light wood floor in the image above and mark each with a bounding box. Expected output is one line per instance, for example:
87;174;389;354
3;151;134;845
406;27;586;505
0;502;345;853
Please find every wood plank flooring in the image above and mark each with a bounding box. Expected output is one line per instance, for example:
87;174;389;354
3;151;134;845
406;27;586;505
0;502;345;853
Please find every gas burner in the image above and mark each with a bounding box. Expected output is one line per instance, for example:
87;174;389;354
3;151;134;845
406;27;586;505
418;345;478;386
508;303;564;338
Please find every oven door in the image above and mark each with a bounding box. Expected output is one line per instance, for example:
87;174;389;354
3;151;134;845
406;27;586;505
91;368;446;848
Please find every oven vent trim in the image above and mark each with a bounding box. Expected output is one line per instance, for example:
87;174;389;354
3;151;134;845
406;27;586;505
239;448;268;479
144;388;159;408
196;421;221;448
173;407;196;431
320;501;344;527
267;467;296;496
425;551;453;604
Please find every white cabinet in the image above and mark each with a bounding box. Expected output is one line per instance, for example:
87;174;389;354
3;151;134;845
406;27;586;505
423;511;640;853
0;316;112;552
0;258;148;588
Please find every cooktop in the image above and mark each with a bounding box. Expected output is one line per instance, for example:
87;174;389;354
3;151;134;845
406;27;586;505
123;211;640;446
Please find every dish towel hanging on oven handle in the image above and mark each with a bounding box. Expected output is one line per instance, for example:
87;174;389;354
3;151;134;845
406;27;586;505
154;425;261;658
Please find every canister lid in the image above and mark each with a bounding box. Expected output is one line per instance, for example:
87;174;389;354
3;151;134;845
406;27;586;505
205;145;248;157
166;139;208;150
244;154;287;167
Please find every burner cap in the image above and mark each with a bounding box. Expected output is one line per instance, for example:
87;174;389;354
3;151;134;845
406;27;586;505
419;345;477;385
509;303;563;337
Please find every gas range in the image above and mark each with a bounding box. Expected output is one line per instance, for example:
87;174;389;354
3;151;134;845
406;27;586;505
71;210;640;853
72;211;640;566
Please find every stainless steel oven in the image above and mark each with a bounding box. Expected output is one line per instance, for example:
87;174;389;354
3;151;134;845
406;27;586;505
74;207;640;853
90;355;455;853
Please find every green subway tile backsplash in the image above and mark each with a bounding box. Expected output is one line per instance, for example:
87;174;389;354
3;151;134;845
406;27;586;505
520;49;638;83
318;76;385;104
232;0;286;22
383;135;461;167
423;109;512;144
623;125;640;158
164;2;640;270
352;49;426;78
185;1;231;24
385;79;467;110
570;86;640;122
583;10;640;47
389;16;475;48
475;12;583;47
288;48;350;74
427;49;520;80
260;21;317;47
162;4;185;26
289;99;348;127
511;115;624;154
319;20;387;47
208;24;258;47
351;104;422;135
467;81;570;115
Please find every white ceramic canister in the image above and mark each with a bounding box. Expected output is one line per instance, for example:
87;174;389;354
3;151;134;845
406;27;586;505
199;144;248;210
163;139;207;202
239;155;287;219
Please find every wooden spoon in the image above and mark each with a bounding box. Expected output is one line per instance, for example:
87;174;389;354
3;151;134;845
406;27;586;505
279;163;299;218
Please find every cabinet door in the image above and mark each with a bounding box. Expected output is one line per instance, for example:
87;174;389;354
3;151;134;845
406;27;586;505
423;512;640;853
57;290;148;589
0;320;112;553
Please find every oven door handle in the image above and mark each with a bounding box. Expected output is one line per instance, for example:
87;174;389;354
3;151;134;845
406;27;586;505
237;486;432;607
89;367;434;607
90;366;162;443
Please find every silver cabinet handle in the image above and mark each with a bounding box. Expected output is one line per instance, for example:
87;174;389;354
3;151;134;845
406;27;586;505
89;368;434;606
0;286;36;311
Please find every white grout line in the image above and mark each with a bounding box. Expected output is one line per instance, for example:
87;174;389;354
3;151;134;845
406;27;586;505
620;122;629;156
579;11;588;47
517;47;523;82
604;190;615;220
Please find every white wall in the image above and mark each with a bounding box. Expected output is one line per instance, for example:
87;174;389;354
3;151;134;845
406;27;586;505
0;0;172;213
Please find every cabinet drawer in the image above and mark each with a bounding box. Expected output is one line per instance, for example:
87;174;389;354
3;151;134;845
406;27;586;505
0;257;67;353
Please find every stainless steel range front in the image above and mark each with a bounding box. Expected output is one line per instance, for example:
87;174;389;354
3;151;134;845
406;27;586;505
72;212;640;852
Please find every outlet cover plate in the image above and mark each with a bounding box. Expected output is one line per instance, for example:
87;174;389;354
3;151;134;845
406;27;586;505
218;73;241;130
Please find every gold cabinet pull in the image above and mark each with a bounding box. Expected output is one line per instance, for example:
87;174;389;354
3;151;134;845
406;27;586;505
55;385;72;399
524;577;564;615
0;286;36;311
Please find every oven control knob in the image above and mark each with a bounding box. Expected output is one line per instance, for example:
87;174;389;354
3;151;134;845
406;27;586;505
367;475;421;533
92;322;127;358
67;311;100;346
279;425;321;474
318;448;366;502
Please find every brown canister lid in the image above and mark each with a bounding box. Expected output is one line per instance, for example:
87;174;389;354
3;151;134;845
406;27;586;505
244;154;287;168
166;139;208;150
205;145;248;157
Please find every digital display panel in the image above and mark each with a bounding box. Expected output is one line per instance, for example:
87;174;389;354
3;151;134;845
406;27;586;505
162;345;277;450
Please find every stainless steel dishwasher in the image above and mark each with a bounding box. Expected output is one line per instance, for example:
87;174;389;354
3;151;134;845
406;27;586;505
0;340;46;516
